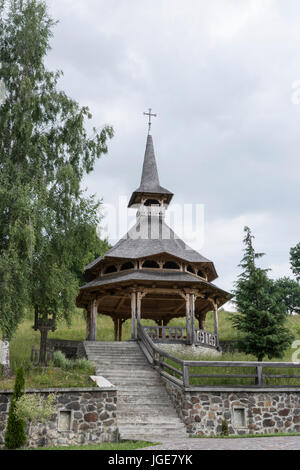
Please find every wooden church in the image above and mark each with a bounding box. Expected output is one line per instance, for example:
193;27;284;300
76;111;231;352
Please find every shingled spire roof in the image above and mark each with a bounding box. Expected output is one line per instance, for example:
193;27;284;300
128;134;173;208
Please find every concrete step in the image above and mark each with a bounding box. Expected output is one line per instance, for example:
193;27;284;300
117;413;182;422
119;434;186;442
119;424;188;433
118;400;177;410
84;340;188;441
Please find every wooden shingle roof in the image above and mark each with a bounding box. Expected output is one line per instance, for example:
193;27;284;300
128;134;173;207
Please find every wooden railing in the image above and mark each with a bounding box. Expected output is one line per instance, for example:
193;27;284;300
137;324;300;389
30;347;54;366
143;325;186;343
194;329;217;348
143;325;218;348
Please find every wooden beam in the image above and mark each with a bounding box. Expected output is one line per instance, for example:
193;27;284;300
116;295;127;312
174;300;186;314
131;291;136;340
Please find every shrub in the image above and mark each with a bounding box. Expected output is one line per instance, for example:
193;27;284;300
4;366;27;449
15;393;56;425
221;419;229;436
74;357;94;371
53;350;94;372
53;350;70;369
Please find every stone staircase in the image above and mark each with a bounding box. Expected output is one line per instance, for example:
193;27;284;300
84;341;188;442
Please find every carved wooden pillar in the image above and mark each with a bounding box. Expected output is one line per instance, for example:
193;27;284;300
86;304;91;341
86;298;97;341
185;293;191;344
131;291;136;340
113;318;118;342
118;318;125;341
213;302;219;347
190;293;195;344
136;291;142;325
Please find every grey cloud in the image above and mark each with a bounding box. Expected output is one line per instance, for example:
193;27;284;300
46;0;300;294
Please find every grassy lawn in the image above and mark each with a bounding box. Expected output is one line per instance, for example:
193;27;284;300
0;365;97;390
1;309;300;389
164;311;300;387
33;440;156;450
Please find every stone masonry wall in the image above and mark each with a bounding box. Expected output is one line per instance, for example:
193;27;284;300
0;387;117;448
163;379;300;436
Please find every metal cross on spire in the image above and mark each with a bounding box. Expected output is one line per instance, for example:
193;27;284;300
143;108;157;134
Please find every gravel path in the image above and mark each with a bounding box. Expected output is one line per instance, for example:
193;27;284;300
140;436;300;450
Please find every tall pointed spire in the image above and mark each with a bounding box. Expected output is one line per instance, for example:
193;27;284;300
139;134;160;191
128;133;173;208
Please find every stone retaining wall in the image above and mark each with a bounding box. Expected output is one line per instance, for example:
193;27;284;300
46;339;86;359
163;378;300;436
0;387;117;448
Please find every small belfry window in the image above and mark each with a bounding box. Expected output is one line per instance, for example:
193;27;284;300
197;269;205;278
120;261;134;271
142;259;160;268
163;261;180;270
104;265;118;274
187;265;195;274
144;199;160;206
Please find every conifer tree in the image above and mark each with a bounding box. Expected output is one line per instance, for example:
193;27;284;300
290;243;300;282
4;366;26;449
271;277;300;315
232;226;293;361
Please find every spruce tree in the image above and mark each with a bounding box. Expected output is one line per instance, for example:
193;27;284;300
4;366;27;449
290;243;300;282
271;277;300;315
232;226;293;361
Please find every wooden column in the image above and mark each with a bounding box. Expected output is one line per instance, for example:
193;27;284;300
185;293;191;344
136;291;142;325
118;319;125;341
86;305;91;340
113;318;118;342
213;302;219;347
131;291;136;340
190;293;195;344
86;298;97;341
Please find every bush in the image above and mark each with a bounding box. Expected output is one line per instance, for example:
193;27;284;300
53;350;70;369
53;351;94;372
15;393;56;425
4;366;27;449
74;357;94;371
221;419;229;436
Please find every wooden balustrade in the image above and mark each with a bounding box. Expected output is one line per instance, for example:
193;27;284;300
194;329;217;348
143;325;217;348
138;324;300;389
143;325;186;343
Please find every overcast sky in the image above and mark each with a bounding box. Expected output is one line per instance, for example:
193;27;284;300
46;0;300;304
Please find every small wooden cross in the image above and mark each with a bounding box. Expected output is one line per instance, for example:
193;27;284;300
143;108;157;133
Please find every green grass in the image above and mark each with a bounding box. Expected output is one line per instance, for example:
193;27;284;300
1;309;300;389
33;440;156;450
0;365;97;391
2;310;159;371
163;311;300;387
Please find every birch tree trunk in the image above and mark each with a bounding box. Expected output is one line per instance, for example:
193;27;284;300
1;338;11;377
